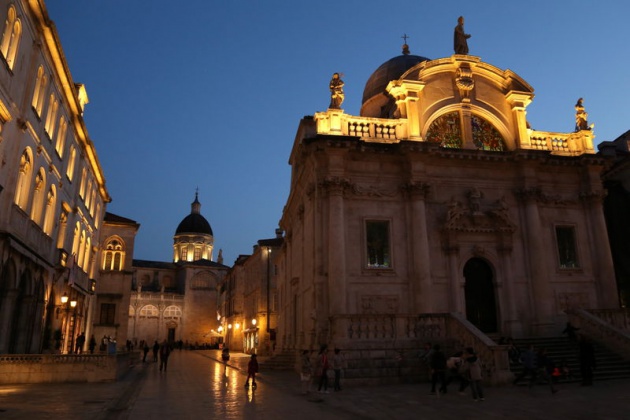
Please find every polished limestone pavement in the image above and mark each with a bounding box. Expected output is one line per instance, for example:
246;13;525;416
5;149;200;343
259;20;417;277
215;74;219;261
0;350;629;419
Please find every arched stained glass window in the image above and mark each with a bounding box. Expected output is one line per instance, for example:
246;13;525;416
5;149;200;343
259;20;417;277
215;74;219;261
140;304;159;317
471;115;507;151
425;112;462;148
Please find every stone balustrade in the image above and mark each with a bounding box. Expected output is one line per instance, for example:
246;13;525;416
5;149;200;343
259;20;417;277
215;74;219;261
313;110;595;156
329;312;511;384
0;352;138;384
567;308;630;359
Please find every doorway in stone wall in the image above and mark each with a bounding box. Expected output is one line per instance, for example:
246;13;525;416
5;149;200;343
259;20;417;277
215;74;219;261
464;258;498;333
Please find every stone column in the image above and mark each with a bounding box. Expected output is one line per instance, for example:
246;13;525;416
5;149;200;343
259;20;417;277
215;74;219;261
324;176;348;316
446;245;463;311
0;289;18;353
516;187;554;331
581;191;619;307
406;182;433;312
497;244;521;335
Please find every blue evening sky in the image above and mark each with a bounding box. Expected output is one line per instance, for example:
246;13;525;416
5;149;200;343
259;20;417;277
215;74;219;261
45;1;630;265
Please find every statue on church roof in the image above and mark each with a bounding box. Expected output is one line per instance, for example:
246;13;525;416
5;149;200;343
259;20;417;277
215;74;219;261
575;97;592;131
454;16;471;54
329;72;345;109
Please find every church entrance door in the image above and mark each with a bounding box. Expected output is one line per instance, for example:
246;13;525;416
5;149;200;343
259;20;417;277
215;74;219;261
464;258;498;333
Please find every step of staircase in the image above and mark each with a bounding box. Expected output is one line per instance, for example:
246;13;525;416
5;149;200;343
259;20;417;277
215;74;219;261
257;351;296;370
511;337;630;383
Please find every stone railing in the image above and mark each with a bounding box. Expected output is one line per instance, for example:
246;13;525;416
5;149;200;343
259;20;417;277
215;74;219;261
586;308;630;332
314;111;407;143
527;130;595;155
132;292;184;301
566;309;630;359
329;313;511;384
313;110;595;156
0;352;139;384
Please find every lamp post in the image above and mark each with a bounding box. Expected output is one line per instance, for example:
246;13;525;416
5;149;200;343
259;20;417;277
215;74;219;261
59;293;77;354
266;247;271;334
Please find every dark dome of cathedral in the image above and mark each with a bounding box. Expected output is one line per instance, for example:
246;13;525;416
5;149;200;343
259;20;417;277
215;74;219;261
175;194;213;236
175;213;213;235
361;52;430;105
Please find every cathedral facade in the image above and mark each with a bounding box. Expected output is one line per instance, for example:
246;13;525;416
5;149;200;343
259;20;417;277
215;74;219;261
275;47;619;377
96;195;228;349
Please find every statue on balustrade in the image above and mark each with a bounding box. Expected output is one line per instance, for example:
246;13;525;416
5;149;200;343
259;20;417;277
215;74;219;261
329;72;345;109
575;98;592;131
454;16;471;54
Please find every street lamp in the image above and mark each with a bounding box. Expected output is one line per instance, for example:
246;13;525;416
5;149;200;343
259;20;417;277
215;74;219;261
266;247;271;333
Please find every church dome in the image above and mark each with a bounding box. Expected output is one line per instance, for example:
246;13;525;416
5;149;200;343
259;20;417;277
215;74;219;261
175;194;213;235
361;45;430;118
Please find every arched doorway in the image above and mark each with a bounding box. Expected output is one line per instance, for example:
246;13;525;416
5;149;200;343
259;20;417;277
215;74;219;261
464;258;498;333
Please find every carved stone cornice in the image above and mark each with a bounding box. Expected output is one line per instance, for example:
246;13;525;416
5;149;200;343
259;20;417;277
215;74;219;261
443;195;516;234
319;176;352;196
579;190;606;205
401;181;431;199
515;187;577;206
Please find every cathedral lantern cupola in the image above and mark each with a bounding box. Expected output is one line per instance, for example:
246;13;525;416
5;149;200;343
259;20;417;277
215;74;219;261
173;192;214;262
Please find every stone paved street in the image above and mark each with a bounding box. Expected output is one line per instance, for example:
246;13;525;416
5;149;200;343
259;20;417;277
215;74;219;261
1;350;629;419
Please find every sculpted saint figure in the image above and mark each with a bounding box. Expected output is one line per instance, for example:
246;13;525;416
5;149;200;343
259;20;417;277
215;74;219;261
575;98;591;131
454;16;471;54
329;72;345;109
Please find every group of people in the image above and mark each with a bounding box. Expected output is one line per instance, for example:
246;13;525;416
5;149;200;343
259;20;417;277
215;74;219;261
139;339;172;371
300;345;346;395
419;343;485;402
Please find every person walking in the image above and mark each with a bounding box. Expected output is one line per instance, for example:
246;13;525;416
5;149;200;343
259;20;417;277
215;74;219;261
300;350;313;395
536;348;559;394
152;340;159;362
245;354;259;388
317;344;330;394
578;336;596;386
142;341;150;362
513;345;537;387
462;348;484;401
159;340;171;372
332;348;345;391
429;344;447;396
221;347;230;373
88;334;97;354
75;332;86;354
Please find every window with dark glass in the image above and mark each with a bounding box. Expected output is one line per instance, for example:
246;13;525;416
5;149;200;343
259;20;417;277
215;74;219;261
99;303;116;325
556;226;579;268
366;220;391;268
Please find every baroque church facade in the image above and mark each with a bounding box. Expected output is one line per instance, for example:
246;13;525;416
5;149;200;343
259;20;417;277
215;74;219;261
274;43;620;380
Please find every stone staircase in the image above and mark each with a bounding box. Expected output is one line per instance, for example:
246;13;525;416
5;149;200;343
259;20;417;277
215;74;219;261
257;350;296;370
511;336;630;383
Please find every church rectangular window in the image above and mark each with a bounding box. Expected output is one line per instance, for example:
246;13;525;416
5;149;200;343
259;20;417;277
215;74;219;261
556;226;579;269
365;220;391;268
99;303;116;325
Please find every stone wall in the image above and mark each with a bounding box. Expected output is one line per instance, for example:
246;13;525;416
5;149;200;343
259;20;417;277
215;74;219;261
0;352;138;384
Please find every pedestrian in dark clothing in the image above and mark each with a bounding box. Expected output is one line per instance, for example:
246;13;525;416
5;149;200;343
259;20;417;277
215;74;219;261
142;342;150;362
430;344;447;395
332;348;345;391
88;334;97;354
562;322;580;342
316;344;330;393
75;332;86;354
159;340;171;372
535;348;558;394
579;337;596;386
513;345;537;386
152;340;159;362
245;354;259;388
